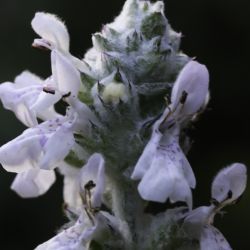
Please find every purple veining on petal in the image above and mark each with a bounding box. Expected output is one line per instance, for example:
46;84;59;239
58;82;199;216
40;135;48;147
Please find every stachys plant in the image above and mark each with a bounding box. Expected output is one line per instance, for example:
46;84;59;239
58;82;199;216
0;1;247;249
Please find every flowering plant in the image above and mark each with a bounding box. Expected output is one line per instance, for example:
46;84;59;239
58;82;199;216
0;1;247;249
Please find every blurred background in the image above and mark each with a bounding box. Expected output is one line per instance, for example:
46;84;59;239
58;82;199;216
0;0;250;249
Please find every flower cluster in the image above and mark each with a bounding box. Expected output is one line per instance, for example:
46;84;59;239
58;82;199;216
0;0;247;249
0;12;97;204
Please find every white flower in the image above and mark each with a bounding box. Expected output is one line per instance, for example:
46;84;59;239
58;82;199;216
29;12;96;116
31;49;82;115
35;43;96;127
35;154;116;250
31;12;91;74
211;162;247;205
0;41;97;199
32;27;98;127
0;14;95;128
0;58;97;198
0;112;76;172
37;47;97;132
170;60;209;117
59;153;105;211
183;163;247;250
0;113;75;198
132;125;194;209
35;212;99;250
131;60;209;209
0;71;60;127
31;12;70;52
35;210;121;250
79;153;105;208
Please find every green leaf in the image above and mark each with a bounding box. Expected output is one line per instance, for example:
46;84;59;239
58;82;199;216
126;31;140;52
89;240;103;250
78;91;93;105
141;12;167;40
81;72;96;90
64;150;85;168
93;33;112;51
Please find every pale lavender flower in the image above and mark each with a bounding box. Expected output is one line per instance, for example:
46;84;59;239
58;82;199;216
131;61;209;209
35;154;119;250
0;71;59;127
183;163;247;250
32;12;91;74
0;110;76;197
0;12;99;198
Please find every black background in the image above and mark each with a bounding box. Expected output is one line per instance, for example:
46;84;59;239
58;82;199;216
0;0;250;249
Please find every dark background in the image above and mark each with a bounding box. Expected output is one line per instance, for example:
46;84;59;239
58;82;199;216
0;0;250;249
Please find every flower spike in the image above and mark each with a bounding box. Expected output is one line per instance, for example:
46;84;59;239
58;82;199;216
0;0;247;248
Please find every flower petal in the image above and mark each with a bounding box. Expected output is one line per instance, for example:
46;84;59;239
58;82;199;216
14;102;38;127
11;168;56;198
0;114;76;173
131;130;162;180
200;225;232;250
0;72;43;127
70;56;92;75
0;134;44;173
169;176;193;210
171;60;209;116
182;206;214;239
37;106;62;121
14;71;43;87
137;156;174;202
31;12;70;52
59;162;82;210
31;90;61;117
133;124;194;209
51;51;81;97
211;163;247;204
39;119;75;170
160;126;196;188
80;153;105;208
35;215;95;250
63;175;82;210
0;71;63;125
68;97;99;135
138;147;193;209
